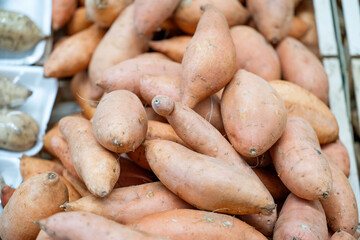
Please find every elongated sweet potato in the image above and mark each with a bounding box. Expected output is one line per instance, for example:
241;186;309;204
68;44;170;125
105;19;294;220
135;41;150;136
181;4;236;108
288;16;309;39
62;182;191;224
67;7;93;35
270;116;332;200
92;90;147;153
36;211;166;240
130;209;267;239
43;123;61;156
222;70;287;157
88;4;149;100
52;0;77;30
134;0;181;36
145;139;275;215
248;0;294;44
320;159;358;235
273;193;328;240
62;169;91;197
253;168;290;200
230;26;281;81
322;140;350;177
270;80;338;144
59;116;120;197
0;173;68;240
174;0;250;34
60;176;81;202
149;36;192;62
330;230;357;240
238;208;277;237
277;37;329;104
20;155;64;181
85;0;133;28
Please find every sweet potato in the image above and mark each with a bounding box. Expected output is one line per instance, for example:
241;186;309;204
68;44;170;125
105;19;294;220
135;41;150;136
273;193;328;240
88;4;149;100
320;159;358;235
353;230;360;239
253;168;290;200
60;176;81;202
174;0;250;34
322;140;350;178
145;139;275;215
238;208;277;237
221;70;287;157
36;211;166;240
70;71;97;119
92;90;147;153
62;182;191;224
36;230;52;240
85;0;133;28
135;52;171;60
59;116;120;197
331;230;357;240
62;169;91;197
277;37;329;104
1;185;15;208
149;36;192;62
181;4;236;108
98;57;182;98
67;7;93;35
52;0;77;30
134;0;181;36
270;80;339;144
230;26;281;81
288;16;309;39
145;107;167;123
241;152;272;167
43;123;61;156
270;116;333;200
0;173;68;240
248;0;294;44
45;25;105;78
20;155;64;182
130;209;267;240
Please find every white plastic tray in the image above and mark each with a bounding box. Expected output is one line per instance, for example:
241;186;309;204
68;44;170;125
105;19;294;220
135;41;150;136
0;0;52;65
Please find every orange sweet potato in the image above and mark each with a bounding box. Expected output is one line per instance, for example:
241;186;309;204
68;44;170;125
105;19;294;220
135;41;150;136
270;116;332;200
149;36;192;62
62;182;192;224
238;208;277;237
36;230;52;240
288;16;309;39
1;185;15;208
67;7;93;35
221;70;287;157
181;4;236;108
230;26;281;81
330;230;357;240
248;0;294;44
59;116;120;197
62;169;91;197
253;168;290;200
52;0;77;30
20;155;64;182
130;209;267;239
60;176;81;202
145;107;167;123
0;173;68;240
42;123;61;156
322;140;350;178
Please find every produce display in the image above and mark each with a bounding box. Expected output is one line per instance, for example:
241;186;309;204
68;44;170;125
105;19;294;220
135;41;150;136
0;0;359;239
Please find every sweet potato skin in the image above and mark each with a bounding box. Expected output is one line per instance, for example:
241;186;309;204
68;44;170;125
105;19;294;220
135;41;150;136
221;70;287;157
270;116;332;200
67;7;93;35
149;36;192;62
1;185;15;208
43;123;61;156
253;168;290;200
330;230;357;240
322;140;350;177
288;16;309;39
20;155;64;181
238;208;277;237
52;0;77;30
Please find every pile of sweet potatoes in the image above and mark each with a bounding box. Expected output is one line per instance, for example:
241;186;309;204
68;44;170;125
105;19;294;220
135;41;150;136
1;0;359;239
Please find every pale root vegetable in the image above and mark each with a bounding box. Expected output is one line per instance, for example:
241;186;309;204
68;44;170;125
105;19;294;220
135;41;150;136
0;74;32;108
270;80;338;144
0;173;68;240
181;4;236;108
238;207;277;237
149;36;192;62
270;116;333;200
253;168;290;200
70;71;97;119
43;123;61;156
44;25;105;78
322;140;350;177
130;209;267;240
320;159;358;235
67;7;93;35
127;146;150;171
241;152;272;167
52;0;77;30
92;90;147;153
145;139;276;215
60;176;81;202
88;4;150;100
20;155;64;181
221;70;287;157
174;0;250;34
330;230;357;240
230;26;281;81
1;185;15;208
134;0;181;36
145;107;167;123
59;116;120;197
288;16;309;39
62;182;192;224
277;37;329;104
85;0;133;28
51;135;79;179
273;193;328;240
62;169;91;197
98;57;181;98
248;0;294;44
36;211;167;240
